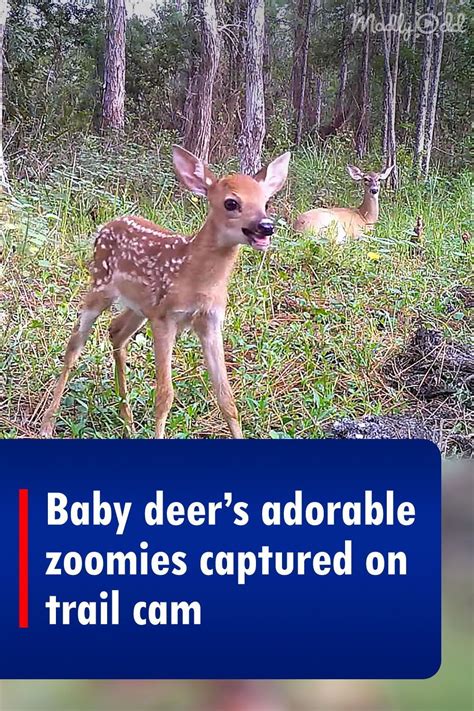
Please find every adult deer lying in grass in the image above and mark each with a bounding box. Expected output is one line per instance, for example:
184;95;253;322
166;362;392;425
40;146;291;439
294;164;394;243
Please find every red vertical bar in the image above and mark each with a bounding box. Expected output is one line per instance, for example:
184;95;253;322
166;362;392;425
19;488;29;629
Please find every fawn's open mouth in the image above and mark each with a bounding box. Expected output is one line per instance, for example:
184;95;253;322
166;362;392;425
242;228;271;251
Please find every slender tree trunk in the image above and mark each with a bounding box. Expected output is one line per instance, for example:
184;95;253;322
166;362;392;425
0;1;10;193
381;0;392;154
303;65;322;133
355;0;371;158
239;0;265;174
378;0;399;189
303;0;323;134
413;0;435;172
391;0;402;108
333;0;351;123
314;73;323;131
291;0;306;118
225;0;246;141
263;11;273;121
183;0;220;161
404;0;417;118
101;0;126;132
422;0;447;176
295;0;316;145
384;0;402;153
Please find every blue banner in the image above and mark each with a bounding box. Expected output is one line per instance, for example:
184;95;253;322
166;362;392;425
0;440;441;679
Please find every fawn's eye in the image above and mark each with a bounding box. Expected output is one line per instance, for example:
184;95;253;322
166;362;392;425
224;198;239;211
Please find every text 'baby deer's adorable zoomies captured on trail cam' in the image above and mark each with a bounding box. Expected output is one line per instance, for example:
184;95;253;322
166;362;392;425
294;164;394;243
40;146;291;439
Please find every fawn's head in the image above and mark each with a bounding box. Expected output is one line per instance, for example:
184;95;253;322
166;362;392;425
173;145;291;251
347;164;394;196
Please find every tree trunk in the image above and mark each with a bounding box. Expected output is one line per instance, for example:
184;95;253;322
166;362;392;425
404;0;417;118
183;0;220;161
333;0;351;124
291;0;306;118
263;11;273;122
239;0;265;174
391;0;402;111
302;0;322;135
413;0;435;172
225;0;246;142
378;0;399;189
421;0;447;176
384;0;402;155
381;0;392;155
101;0;126;133
229;0;246;92
0;0;10;193
209;0;241;157
355;0;371;158
295;0;316;145
314;73;323;131
304;66;323;133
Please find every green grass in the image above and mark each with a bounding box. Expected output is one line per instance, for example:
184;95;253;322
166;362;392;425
1;139;472;439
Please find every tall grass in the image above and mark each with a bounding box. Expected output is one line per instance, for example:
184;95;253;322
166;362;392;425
1;138;472;439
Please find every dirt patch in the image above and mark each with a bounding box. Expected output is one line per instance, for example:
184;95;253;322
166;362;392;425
446;285;474;311
328;414;435;442
384;326;473;400
326;412;472;456
327;327;473;456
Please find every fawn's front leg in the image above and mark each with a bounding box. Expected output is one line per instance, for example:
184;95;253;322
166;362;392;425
150;317;177;438
195;314;244;439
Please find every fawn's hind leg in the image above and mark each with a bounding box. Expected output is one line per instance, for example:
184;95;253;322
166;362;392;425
40;290;112;437
109;308;146;432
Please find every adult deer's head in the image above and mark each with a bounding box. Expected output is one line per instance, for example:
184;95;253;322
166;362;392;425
347;164;395;196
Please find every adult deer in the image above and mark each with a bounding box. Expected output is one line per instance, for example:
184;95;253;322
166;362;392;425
294;164;394;243
40;146;291;439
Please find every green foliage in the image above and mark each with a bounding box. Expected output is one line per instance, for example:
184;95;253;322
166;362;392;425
126;6;191;129
4;0;472;165
6;0;103;132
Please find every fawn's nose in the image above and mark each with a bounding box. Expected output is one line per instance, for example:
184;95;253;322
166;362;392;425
370;187;378;195
257;218;274;236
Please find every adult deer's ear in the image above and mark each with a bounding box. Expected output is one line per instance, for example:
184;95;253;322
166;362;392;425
379;165;395;180
172;145;217;197
255;152;291;198
347;164;364;181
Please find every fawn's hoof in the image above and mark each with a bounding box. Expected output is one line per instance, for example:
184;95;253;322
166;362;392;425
39;420;55;438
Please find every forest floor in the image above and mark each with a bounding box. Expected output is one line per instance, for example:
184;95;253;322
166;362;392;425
1;138;472;451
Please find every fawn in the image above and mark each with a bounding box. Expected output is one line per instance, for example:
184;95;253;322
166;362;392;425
40;146;291;439
294;164;394;243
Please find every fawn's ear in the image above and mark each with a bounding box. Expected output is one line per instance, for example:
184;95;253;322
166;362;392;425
347;164;364;181
254;152;291;198
379;164;395;180
172;145;217;197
